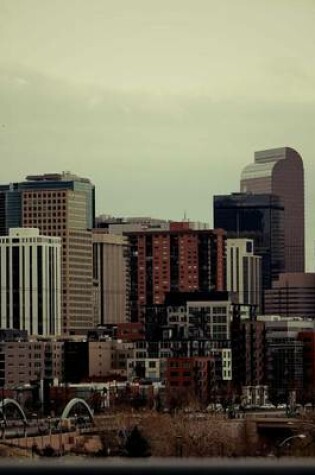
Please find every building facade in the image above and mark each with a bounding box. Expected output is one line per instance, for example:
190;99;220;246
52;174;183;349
127;357;164;382
143;291;234;389
0;339;64;388
95;216;210;235
240;147;305;273
0;228;62;336
0;172;95;333
214;192;284;294
297;330;315;403
95;215;170;234
92;231;130;325
165;356;215;406
226;238;262;311
126;227;226;321
231;316;266;393
264;273;315;319
260;316;315;403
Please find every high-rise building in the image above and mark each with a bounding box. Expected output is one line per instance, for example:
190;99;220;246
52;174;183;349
92;230;130;325
0;228;61;336
0;172;95;334
125;226;226;321
214;193;284;293
240;147;305;272
226;238;262;312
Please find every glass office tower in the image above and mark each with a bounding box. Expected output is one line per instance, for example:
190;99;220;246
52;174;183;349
214;192;285;293
240;147;304;273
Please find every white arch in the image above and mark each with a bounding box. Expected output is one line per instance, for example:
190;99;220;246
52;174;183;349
0;398;28;424
60;398;94;422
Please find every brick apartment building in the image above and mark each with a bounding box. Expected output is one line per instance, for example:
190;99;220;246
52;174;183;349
125;223;226;321
165;356;214;406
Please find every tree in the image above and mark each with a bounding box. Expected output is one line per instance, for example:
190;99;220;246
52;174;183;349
125;425;151;457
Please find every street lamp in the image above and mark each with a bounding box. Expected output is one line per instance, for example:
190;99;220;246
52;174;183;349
0;419;5;440
32;412;39;432
47;416;51;433
47;416;51;444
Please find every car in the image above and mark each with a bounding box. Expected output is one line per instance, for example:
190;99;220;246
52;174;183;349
206;404;223;412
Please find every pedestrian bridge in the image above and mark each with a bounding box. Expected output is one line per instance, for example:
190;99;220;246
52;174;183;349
0;398;28;425
0;397;94;426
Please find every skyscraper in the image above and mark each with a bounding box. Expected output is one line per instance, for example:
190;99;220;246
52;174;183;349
0;228;61;336
214;193;284;293
240;147;305;273
0;172;95;334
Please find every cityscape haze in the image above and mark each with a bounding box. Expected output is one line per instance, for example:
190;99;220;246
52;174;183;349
1;0;315;461
1;1;315;269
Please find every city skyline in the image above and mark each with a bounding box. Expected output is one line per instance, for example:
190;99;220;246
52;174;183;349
1;1;315;268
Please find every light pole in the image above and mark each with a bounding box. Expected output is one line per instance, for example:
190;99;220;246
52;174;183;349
0;419;5;440
32;412;39;433
47;416;51;445
57;419;64;456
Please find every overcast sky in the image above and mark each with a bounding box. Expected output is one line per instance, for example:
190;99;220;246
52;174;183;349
1;0;315;268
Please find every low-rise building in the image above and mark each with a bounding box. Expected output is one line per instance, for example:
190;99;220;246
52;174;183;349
0;338;63;388
264;273;315;319
126;358;164;382
165;356;214;406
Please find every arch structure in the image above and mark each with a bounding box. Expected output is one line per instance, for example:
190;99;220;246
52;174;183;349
60;398;94;423
0;398;28;425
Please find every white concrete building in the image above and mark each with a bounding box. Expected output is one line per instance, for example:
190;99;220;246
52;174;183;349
0;228;61;335
226;238;262;311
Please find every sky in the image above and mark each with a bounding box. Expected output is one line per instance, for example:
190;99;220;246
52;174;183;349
1;0;315;268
